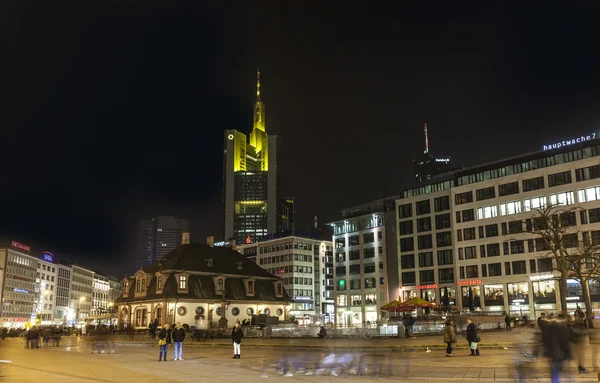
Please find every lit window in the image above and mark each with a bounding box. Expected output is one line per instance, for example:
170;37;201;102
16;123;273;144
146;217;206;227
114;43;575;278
550;191;575;206
179;276;187;290
477;205;498;219
248;281;254;294
217;278;224;291
523;196;547;212
157;276;162;290
500;201;522;216
578;187;600;202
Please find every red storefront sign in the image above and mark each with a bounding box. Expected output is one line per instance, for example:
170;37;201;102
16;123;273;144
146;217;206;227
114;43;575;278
458;279;482;285
417;284;438;289
11;240;31;252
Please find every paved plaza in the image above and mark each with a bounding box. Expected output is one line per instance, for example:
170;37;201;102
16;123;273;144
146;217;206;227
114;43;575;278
0;330;598;382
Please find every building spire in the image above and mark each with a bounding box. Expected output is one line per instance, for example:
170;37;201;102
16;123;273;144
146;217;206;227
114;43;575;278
256;69;261;102
424;123;429;154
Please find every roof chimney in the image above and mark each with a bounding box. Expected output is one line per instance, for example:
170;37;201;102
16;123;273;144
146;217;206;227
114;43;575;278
230;239;236;251
207;236;214;247
182;231;190;245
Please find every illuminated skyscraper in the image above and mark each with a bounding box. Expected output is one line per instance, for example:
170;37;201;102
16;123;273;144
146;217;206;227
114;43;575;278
224;71;277;244
414;123;452;182
135;216;190;270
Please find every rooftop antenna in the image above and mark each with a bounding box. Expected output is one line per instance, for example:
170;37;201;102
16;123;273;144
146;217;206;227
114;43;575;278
424;123;429;154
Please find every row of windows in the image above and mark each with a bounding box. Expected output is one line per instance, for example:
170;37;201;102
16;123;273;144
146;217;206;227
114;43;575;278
399;232;453;252
260;242;315;254
335;262;384;277
38;263;56;273
399;214;452;235
336;247;383;262
336;293;382;306
400;250;454;269
280;277;313;285
334;231;383;248
399;196;451;218
259;254;313;265
266;265;313;275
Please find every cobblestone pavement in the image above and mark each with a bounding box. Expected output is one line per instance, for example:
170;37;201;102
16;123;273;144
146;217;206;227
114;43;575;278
0;336;598;382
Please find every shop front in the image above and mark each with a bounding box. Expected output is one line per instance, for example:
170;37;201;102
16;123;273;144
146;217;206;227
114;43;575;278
418;284;438;304
484;284;505;312
459;279;482;311
508;282;530;316
402;289;417;302
531;275;558;316
438;286;456;307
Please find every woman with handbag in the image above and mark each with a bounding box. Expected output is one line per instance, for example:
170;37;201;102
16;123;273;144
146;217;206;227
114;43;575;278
443;319;456;356
466;318;480;356
231;320;243;359
158;324;171;361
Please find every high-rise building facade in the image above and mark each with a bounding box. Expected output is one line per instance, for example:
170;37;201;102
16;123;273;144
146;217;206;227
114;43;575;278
397;134;600;318
0;241;38;328
36;251;57;324
330;198;400;327
414;123;452;182
135;216;190;270
238;234;334;323
277;197;295;233
92;274;110;315
55;263;72;325
224;71;277;245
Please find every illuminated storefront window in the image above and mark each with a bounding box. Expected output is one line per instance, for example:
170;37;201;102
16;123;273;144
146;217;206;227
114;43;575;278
438;287;456;306
507;282;529;304
420;288;436;303
484;284;504;306
533;280;556;303
461;286;481;309
402;290;417;302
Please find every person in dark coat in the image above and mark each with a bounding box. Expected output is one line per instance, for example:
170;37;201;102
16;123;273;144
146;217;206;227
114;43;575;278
568;316;588;373
232;319;243;359
505;315;511;331
157;324;171;361
466;318;480;356
443;319;456;356
540;314;572;382
172;322;185;361
317;326;328;339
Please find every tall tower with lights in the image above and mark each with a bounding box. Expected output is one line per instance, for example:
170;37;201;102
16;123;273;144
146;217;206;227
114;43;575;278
413;123;452;182
223;70;277;244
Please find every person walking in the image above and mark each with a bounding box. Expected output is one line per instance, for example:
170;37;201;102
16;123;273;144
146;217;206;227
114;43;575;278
466;318;480;356
505;315;511;331
172;322;185;361
402;316;410;338
541;314;572;383
443;319;456;356
568;316;588;373
158;324;171;361
232;319;243;359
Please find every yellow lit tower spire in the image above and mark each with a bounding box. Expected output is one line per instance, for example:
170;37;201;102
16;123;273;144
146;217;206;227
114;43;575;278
249;69;268;169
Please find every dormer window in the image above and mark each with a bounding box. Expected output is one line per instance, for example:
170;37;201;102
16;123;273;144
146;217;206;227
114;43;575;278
213;276;225;295
243;278;256;297
122;278;130;298
176;272;190;293
157;275;162;290
248;281;254;294
274;281;284;298
237;261;243;270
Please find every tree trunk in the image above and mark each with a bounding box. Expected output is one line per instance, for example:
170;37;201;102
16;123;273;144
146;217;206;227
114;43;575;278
559;272;568;315
582;279;594;328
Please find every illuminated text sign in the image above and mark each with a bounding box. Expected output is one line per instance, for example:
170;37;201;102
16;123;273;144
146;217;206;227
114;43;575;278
11;241;30;252
295;296;312;301
417;284;438;289
530;274;554;281
41;252;54;263
435;158;450;163
543;133;597;151
458;279;482;286
13;288;28;294
214;241;229;247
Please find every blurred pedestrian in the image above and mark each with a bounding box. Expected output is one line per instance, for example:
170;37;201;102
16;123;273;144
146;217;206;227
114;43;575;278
157;324;171;361
466;318;480;356
589;325;600;371
317;326;328;339
537;313;546;328
541;314;572;383
568;316;588;373
505;315;511;331
232;319;243;359
172;322;185;361
443;319;456;356
402;316;410;338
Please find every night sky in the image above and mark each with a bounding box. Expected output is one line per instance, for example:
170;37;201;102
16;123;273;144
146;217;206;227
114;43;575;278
2;2;600;276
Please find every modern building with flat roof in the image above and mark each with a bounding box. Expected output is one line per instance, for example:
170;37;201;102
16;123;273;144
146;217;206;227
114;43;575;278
330;197;400;326
397;133;600;318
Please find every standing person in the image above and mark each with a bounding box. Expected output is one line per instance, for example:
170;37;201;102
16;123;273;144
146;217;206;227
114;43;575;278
152;319;159;339
402;316;410;338
172;322;185;361
408;316;415;337
466;318;480;356
232;319;243;359
443;319;456;356
505;315;512;331
158;324;171;361
537;313;546;328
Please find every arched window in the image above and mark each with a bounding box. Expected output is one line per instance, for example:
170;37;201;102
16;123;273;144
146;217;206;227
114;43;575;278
155;307;162;322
